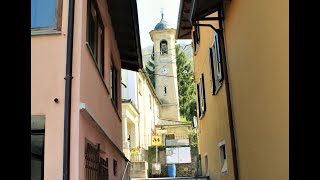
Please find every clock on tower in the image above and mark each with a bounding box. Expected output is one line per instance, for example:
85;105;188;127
161;68;169;75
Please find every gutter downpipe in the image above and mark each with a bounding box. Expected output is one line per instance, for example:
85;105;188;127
121;160;131;180
191;2;240;179
63;0;75;179
218;5;240;180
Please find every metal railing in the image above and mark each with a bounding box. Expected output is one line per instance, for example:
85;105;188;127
130;177;209;180
85;143;109;180
130;147;148;162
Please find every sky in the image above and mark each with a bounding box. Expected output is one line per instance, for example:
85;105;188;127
137;0;191;49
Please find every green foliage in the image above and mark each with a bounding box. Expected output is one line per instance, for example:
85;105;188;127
145;44;196;122
176;44;197;122
180;116;187;122
188;129;198;146
148;145;165;155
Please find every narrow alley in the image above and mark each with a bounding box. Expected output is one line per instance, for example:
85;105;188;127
31;0;288;180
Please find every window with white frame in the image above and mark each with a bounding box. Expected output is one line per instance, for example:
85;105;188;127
204;154;209;176
196;73;206;119
208;31;223;95
149;94;152;110
138;79;142;96
218;140;228;175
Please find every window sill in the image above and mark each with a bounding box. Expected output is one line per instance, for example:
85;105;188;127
199;111;205;120
31;30;62;36
221;171;227;176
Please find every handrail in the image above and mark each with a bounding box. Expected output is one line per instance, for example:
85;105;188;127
121;160;131;180
130;177;209;180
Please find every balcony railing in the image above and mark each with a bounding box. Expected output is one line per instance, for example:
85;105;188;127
130;147;148;162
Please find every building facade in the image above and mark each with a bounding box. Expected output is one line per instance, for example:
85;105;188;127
31;0;142;179
177;0;288;180
121;69;161;178
149;13;180;121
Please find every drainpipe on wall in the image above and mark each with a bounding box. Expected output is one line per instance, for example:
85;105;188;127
218;6;239;180
63;0;75;179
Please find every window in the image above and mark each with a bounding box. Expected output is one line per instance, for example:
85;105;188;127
218;140;227;175
113;159;118;176
138;79;142;96
87;0;105;77
160;40;168;55
192;22;200;55
164;86;167;95
31;0;62;30
85;143;109;180
208;32;223;95
204;154;209;176
197;74;206;119
149;95;152;110
110;60;118;108
31;115;45;180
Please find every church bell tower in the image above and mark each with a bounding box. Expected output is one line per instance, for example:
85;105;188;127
149;11;180;121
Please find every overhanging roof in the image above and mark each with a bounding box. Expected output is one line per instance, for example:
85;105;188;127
176;0;193;39
176;0;223;39
107;0;142;71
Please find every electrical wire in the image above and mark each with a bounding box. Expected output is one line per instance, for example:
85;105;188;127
145;45;192;73
142;44;191;57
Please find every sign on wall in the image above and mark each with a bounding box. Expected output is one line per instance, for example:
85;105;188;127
166;147;191;164
152;136;162;146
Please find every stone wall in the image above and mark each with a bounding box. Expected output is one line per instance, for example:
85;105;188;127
147;145;198;177
175;160;196;177
130;161;148;178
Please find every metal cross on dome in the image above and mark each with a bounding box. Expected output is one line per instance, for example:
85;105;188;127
161;8;164;18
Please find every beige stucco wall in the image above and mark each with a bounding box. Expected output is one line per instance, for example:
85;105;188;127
223;0;289;179
32;0;127;179
122;102;139;159
194;0;288;179
79;0;122;148
164;126;191;138
150;29;180;121
79;114;126;180
136;71;161;149
76;0;125;179
31;0;70;179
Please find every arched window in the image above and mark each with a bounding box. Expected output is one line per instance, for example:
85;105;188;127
160;40;168;55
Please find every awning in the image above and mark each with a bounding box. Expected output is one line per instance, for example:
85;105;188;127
176;0;223;39
107;0;142;71
176;0;193;39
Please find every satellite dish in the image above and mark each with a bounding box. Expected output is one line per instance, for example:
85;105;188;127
193;116;198;128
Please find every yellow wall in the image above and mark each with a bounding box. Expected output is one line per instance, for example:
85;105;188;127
223;0;288;179
194;0;288;179
194;12;235;180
